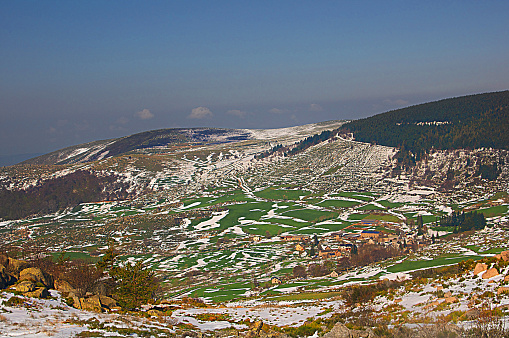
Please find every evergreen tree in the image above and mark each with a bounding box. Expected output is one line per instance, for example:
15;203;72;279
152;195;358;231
96;239;118;273
110;261;159;310
313;234;319;246
351;244;358;255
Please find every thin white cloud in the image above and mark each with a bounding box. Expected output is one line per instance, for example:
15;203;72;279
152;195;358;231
310;103;323;112
189;106;213;119
226;109;247;117
269;108;286;114
135;109;154;120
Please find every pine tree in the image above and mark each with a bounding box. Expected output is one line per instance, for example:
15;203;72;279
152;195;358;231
96;239;118;273
110;261;159;310
351;244;358;255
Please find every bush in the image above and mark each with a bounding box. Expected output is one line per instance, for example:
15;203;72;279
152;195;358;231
63;259;103;297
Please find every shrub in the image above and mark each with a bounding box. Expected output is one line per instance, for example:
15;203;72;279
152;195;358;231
4;296;24;307
63;259;103;297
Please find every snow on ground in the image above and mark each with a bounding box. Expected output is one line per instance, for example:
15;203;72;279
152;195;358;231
0;290;174;337
194;210;229;231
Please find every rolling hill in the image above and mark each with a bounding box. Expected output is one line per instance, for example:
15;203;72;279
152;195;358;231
340;90;509;155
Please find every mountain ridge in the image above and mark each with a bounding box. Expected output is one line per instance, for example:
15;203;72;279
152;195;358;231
340;90;509;155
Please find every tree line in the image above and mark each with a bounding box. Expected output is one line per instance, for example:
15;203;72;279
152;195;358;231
440;210;486;233
340;91;509;162
255;129;335;159
0;170;133;220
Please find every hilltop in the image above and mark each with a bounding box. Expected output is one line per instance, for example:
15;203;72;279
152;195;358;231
340;90;509;156
20;121;343;166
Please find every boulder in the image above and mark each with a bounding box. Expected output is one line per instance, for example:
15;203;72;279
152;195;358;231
54;279;78;295
80;295;103;312
16;280;36;293
19;267;52;288
445;296;457;303
0;254;8;267
98;295;118;309
474;263;488;275
147;309;165;317
25;287;49;298
495;250;509;262
482;268;499;279
73;296;81;309
323;322;362;338
7;257;30;276
0;264;17;289
498;287;509;295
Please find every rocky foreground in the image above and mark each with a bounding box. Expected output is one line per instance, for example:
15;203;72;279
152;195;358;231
2;250;509;337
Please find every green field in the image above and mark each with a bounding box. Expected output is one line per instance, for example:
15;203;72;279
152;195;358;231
283;209;338;222
254;187;311;201
319;199;361;209
387;255;483;273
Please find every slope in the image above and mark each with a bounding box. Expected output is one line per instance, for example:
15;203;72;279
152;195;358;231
341;90;509;155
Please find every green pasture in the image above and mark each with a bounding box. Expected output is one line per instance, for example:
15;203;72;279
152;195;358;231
255;187;311;201
283;209;338;223
478;205;508;217
218;201;274;229
263;218;311;228
387;255;483;273
356;204;386;211
319;199;361;209
377;200;404;209
244;224;289;237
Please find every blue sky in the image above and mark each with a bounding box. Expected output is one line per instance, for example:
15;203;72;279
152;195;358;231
1;1;508;160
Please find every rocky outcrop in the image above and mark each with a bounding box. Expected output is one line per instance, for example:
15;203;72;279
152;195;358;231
25;287;49;298
322;323;374;338
98;295;118;309
73;294;118;312
7;257;30;277
54;279;79;296
498;287;509;295
482;268;499;279
16;280;36;293
495;250;509;262
0;264;17;289
18;267;53;288
473;263;488;275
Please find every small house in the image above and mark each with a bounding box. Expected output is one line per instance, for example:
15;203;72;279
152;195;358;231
329;271;339;278
271;277;282;284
